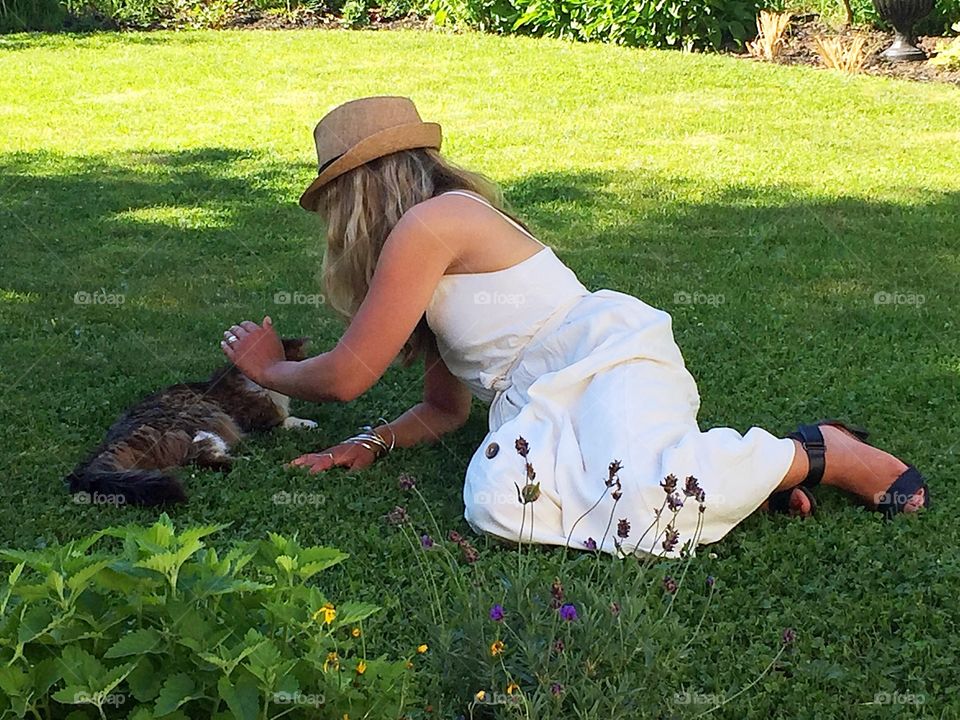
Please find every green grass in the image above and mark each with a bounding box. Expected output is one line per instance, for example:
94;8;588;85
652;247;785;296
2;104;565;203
1;28;959;718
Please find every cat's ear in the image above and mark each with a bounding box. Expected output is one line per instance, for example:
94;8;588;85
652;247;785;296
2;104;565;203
281;337;310;361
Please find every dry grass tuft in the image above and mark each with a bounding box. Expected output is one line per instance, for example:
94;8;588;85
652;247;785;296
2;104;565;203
814;34;869;74
747;11;792;61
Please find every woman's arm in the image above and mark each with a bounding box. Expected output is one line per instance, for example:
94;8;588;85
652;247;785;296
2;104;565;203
221;198;462;401
289;337;473;473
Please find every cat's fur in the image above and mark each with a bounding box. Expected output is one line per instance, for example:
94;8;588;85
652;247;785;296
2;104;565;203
65;338;316;507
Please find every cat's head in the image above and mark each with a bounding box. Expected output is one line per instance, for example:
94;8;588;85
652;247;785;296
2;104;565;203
281;337;310;362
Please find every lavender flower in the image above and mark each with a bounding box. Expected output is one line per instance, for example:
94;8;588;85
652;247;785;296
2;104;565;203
489;604;505;622
584;537;597;551
551;638;565;654
683;475;703;498
559;603;578;622
385;506;409;526
661;473;679;494
550;683;564;696
420;534;434;549
662;525;681;553
398;473;417;491
706;575;715;588
782;627;797;645
617;518;631;539
515;436;530;457
667;493;684;512
663;576;678;594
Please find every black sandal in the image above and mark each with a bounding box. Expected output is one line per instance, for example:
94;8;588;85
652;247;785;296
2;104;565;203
772;419;930;518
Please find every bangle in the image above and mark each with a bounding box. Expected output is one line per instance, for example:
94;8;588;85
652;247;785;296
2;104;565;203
342;419;395;460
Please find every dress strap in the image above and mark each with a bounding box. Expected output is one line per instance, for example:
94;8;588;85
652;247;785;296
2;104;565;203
441;190;545;247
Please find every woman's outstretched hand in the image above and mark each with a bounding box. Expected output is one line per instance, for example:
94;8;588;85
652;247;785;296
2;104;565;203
288;443;377;473
221;316;284;385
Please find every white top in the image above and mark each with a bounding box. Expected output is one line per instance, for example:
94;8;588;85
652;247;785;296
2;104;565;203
425;190;589;403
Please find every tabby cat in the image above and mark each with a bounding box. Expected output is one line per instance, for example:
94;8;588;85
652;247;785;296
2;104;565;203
65;338;316;506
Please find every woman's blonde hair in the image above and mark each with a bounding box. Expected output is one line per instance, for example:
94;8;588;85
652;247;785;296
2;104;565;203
311;148;525;365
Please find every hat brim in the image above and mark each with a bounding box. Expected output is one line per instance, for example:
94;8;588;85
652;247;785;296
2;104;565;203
299;122;442;211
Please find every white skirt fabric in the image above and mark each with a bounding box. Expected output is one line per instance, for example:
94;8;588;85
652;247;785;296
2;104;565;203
462;290;797;557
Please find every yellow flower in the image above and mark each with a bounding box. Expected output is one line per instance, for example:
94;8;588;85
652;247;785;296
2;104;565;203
475;690;486;701
490;640;505;656
321;602;337;625
322;651;339;672
355;660;367;675
506;682;520;695
417;644;428;654
351;627;361;638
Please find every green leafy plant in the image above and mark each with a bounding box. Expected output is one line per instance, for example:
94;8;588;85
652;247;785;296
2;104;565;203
0;515;417;719
930;21;960;69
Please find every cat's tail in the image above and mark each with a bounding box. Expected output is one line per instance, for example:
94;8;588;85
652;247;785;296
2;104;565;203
65;467;188;507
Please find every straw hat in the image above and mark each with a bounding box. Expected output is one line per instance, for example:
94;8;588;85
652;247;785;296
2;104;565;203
299;96;442;211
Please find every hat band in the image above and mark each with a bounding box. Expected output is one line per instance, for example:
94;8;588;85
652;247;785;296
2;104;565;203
317;152;344;176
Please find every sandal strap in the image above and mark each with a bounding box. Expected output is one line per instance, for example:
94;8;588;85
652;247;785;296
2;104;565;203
787;423;827;487
876;466;929;518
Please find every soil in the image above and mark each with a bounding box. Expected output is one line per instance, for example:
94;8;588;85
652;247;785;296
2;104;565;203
737;14;960;86
225;7;435;32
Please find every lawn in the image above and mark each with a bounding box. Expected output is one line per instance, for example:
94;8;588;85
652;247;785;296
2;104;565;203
1;28;959;718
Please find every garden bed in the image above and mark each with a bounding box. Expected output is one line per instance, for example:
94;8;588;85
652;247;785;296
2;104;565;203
740;14;960;85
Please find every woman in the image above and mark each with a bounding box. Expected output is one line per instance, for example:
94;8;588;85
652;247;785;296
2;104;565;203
221;96;928;557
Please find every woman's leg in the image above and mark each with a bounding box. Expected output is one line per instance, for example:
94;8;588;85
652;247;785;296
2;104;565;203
772;427;925;512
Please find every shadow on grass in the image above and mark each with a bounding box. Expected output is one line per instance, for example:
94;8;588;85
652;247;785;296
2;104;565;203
1;148;958;545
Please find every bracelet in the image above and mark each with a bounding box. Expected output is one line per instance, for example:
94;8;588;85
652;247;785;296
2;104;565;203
342;419;395;459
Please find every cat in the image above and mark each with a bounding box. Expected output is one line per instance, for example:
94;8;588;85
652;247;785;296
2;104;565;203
65;337;317;507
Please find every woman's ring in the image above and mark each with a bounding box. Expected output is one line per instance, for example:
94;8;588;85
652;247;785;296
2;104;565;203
226;334;238;344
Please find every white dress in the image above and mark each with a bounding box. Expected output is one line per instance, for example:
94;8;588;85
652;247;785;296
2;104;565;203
425;191;796;557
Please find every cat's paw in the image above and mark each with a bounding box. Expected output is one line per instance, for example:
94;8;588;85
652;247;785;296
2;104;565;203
282;416;318;430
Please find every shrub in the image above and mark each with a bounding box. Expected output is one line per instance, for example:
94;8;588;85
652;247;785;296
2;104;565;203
0;0;67;31
429;0;764;49
930;21;960;67
0;515;418;719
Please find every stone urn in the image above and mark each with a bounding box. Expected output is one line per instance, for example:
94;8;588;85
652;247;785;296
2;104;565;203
872;0;935;61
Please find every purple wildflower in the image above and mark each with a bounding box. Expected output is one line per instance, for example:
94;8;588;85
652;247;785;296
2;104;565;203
706;575;715;588
662;525;680;552
559;603;578;622
663;576;678;594
398;473;417;491
489;604;505;622
617;518;631;539
661;474;679;494
550;683;564;696
782;628;797;645
420;534;434;549
584;537;597;551
551;638;565;654
385;506;409;526
667;493;684;512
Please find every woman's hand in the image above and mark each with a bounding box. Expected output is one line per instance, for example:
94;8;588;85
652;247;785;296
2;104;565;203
221;316;284;385
288;443;377;474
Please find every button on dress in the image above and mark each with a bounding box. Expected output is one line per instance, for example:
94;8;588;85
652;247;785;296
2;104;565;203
425;191;796;557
